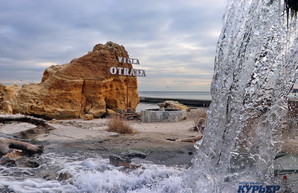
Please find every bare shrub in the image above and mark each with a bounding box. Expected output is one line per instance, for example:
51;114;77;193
107;116;136;134
190;108;207;133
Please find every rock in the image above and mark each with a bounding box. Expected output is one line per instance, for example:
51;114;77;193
0;137;43;156
121;150;147;159
106;108;117;117
163;101;190;111
0;156;39;168
0;42;139;119
3;149;22;159
0;84;20;114
157;102;166;111
0;156;17;167
0;150;39;168
157;102;166;107
57;172;72;181
14;157;40;168
109;154;140;169
0;137;42;168
80;114;94;120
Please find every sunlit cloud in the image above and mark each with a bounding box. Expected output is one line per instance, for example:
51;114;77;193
0;0;226;91
36;62;58;68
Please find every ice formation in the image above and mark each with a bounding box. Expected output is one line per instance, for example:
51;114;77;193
184;0;298;192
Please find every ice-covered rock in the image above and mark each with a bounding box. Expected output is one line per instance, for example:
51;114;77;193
185;0;298;192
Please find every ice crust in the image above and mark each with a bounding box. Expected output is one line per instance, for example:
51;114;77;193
184;0;298;192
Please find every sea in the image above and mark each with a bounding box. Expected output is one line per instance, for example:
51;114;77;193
136;91;211;112
0;152;187;193
138;91;211;100
0;91;210;193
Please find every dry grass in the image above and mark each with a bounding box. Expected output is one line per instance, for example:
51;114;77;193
107;116;136;134
190;108;207;133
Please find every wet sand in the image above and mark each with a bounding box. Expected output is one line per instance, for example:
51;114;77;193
1;112;297;167
0;115;201;167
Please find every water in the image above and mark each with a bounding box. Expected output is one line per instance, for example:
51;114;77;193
2;0;298;192
137;91;211;112
184;0;298;192
138;91;211;100
0;153;185;193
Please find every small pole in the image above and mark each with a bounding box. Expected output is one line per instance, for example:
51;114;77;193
126;75;129;113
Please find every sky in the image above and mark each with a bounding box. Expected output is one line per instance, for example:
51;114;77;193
0;0;227;91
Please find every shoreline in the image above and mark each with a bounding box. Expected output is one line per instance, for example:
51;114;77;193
1;110;297;169
0;112;204;167
139;97;211;107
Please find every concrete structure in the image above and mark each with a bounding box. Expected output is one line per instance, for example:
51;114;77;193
140;109;187;123
140;97;211;107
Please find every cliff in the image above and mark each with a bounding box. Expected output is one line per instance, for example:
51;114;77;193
0;42;139;119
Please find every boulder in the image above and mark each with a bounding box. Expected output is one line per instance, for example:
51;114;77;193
0;42;139;119
0;84;20;114
106;108;117;117
0;151;40;168
163;101;190;111
80;114;94;120
109;154;141;169
0;137;43;168
121;150;147;159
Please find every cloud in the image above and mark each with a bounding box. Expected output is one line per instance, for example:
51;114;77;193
0;0;226;90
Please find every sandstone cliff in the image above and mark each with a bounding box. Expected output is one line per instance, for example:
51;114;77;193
0;42;139;119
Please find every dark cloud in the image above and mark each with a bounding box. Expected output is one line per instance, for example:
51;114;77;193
0;0;226;90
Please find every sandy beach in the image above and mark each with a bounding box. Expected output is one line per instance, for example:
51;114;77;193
1;108;298;168
0;111;204;167
0;109;298;192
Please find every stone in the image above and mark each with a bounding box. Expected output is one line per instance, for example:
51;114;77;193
3;149;22;159
0;42;139;119
80;114;94;120
14;157;40;168
109;154;141;169
106;108;117;117
121;150;147;159
163;101;190;111
0;84;20;114
0;149;39;168
0;156;17;167
57;172;72;181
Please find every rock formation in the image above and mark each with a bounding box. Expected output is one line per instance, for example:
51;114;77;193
0;42;139;119
157;101;190;111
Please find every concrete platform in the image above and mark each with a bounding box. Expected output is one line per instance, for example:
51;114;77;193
140;109;187;123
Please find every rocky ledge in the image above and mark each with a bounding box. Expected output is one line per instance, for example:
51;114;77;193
0;42;139;119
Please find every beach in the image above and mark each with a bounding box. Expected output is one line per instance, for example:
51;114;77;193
1;105;298;192
0;110;205;192
41;117;200;166
0;109;204;167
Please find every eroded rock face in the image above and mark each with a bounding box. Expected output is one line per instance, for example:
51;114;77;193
0;42;139;119
0;84;20;114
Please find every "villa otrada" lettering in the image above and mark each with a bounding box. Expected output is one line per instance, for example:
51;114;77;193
110;67;146;77
117;57;140;65
109;57;146;77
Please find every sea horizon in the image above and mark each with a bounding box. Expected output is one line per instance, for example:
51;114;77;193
138;90;212;100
